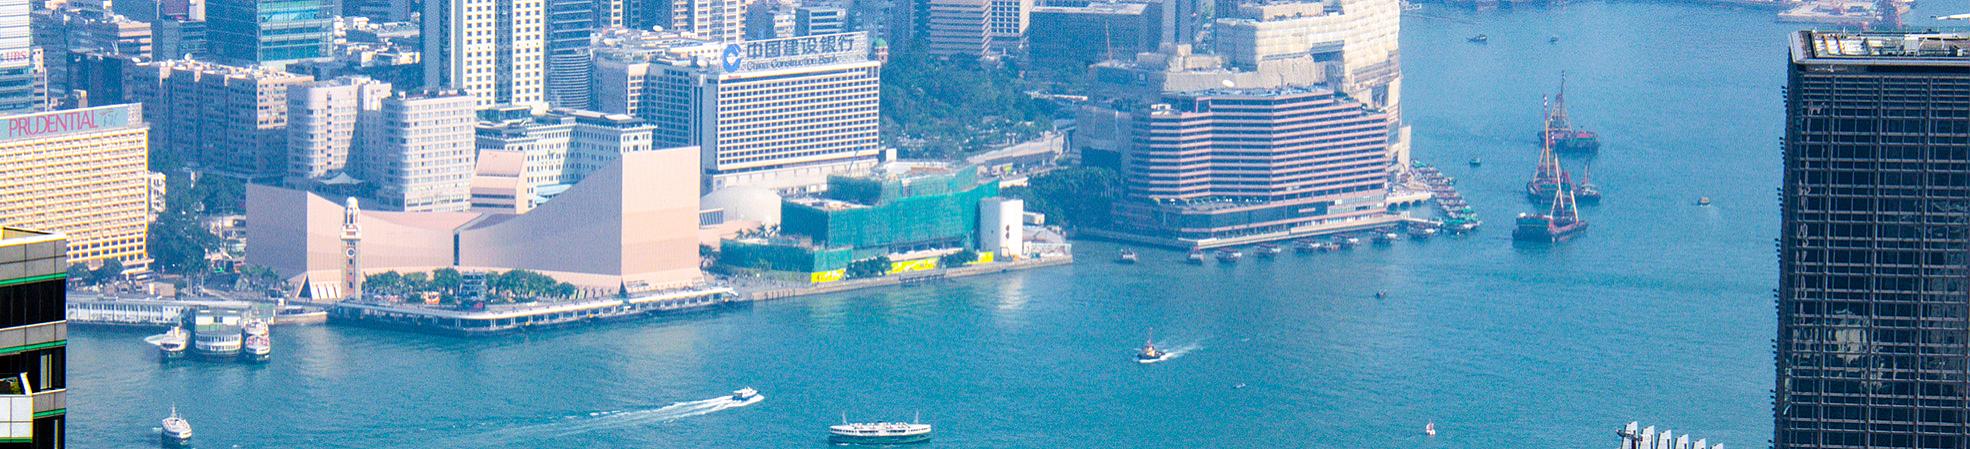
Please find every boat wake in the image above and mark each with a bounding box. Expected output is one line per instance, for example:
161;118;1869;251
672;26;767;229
438;393;764;446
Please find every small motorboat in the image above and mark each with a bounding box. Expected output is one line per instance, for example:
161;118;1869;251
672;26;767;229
1468;157;1482;167
1256;244;1282;257
1426;421;1437;436
1468;34;1489;43
732;387;760;402
1117;249;1138;264
162;406;193;447
1697;196;1712;206
1548;35;1559;44
1375;291;1387;299
1185;250;1206;264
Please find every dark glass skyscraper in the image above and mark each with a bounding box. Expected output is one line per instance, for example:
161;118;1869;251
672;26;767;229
0;228;70;449
545;0;594;109
1779;30;1970;449
207;0;331;66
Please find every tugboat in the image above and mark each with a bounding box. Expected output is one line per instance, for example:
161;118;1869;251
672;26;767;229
242;318;271;362
161;406;193;448
1215;249;1242;263
830;414;933;445
144;325;189;359
1185;250;1206;264
1696;196;1712;206
1376;231;1400;244
1468;34;1489;43
1136;331;1173;364
1542;72;1601;153
1408;225;1438;240
1117;249;1139;264
1294;239;1323;253
1256;244;1282;257
1574;173;1602;204
1514;173;1589;242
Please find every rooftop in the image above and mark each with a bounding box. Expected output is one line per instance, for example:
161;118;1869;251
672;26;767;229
1796;30;1970;62
0;227;62;248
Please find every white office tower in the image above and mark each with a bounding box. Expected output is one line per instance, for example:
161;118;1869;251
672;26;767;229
353;90;479;212
425;0;546;108
287;76;392;182
592;30;882;192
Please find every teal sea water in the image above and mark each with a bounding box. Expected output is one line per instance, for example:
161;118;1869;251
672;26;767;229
77;3;1948;448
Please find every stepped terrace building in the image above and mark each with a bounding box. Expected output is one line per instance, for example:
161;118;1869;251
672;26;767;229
1107;87;1395;248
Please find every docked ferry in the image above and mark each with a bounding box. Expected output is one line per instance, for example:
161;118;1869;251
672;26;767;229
192;310;244;359
144;326;189;358
242;318;272;362
830;416;932;445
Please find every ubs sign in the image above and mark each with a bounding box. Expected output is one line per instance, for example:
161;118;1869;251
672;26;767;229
720;32;867;73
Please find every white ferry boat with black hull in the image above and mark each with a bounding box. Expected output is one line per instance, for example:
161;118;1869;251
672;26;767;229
830;415;931;445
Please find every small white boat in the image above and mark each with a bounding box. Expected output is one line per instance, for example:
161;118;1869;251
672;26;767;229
162;406;193;447
731;387;761;403
1425;421;1437;436
1118;249;1138;264
830;413;932;445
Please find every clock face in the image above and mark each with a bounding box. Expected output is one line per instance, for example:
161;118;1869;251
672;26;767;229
346;247;358;258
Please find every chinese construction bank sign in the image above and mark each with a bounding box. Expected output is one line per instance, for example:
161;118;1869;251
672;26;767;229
0;105;138;143
720;32;867;74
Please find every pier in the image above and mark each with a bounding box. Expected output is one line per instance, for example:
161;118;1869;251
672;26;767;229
328;286;735;335
742;255;1074;301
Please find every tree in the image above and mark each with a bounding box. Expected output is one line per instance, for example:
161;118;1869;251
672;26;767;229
431;268;463;296
939;250;979;267
91;259;126;283
880;54;1059;159
1004;166;1121;229
847;256;893;279
402;272;430;293
364;271;404;295
66;264;94;285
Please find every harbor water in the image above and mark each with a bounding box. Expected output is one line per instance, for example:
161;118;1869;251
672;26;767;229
73;3;1919;448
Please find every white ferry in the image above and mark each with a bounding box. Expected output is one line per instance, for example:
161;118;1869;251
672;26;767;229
161;406;193;447
144;326;189;358
829;415;931;445
243;319;271;361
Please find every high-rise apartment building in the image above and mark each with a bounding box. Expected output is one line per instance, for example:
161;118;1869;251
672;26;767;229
206;0;332;66
0;104;153;269
32;7;152;103
287;76;390;181
353;90;478;212
665;0;742;42
1109;88;1392;246
0;227;70;449
1777;31;1970;449
123;59;312;179
151;18;206;60
592;31;881;191
425;0;545;108
545;0;595;109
